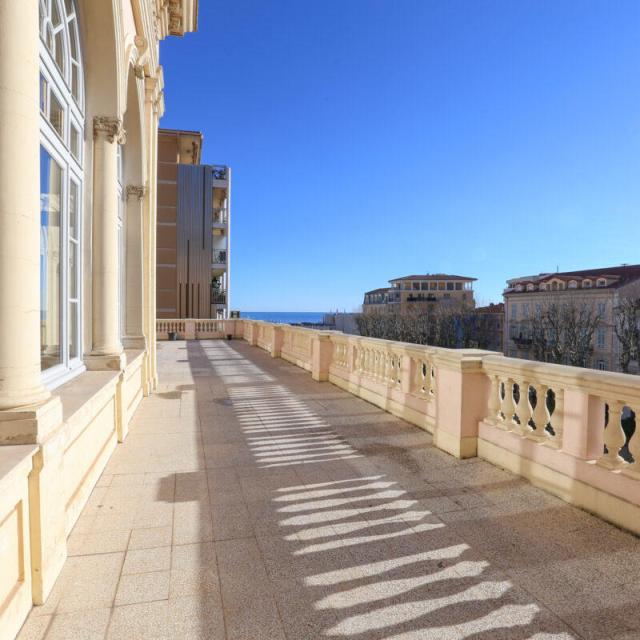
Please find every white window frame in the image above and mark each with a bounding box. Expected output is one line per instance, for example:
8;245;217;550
39;0;85;389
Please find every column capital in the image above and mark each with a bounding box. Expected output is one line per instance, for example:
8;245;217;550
93;116;126;144
126;184;147;200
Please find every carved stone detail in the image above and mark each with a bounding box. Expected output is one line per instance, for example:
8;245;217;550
134;65;145;80
93;116;126;144
126;185;147;200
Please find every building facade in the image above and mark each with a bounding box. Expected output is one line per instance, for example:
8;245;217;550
363;274;476;314
0;2;196;636
157;128;231;319
503;265;640;371
473;303;504;352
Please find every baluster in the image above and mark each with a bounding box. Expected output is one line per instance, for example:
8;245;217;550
515;380;532;436
623;404;640;477
550;388;564;448
600;400;627;469
429;363;436;397
531;383;550;441
486;375;500;425
500;378;516;430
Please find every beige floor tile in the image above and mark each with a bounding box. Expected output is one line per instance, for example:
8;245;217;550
122;546;172;575
16;615;51;640
67;529;131;556
46;608;112;640
115;570;170;605
128;525;173;550
106;600;169;640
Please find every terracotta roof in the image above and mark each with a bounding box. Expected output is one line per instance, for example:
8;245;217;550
475;303;504;313
506;264;640;291
389;274;477;282
364;287;393;296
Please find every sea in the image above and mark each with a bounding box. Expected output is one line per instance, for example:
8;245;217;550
240;311;327;325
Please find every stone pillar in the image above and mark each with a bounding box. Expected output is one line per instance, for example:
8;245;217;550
0;0;50;412
123;185;146;349
271;326;284;358
311;333;333;382
432;350;492;459
86;116;126;371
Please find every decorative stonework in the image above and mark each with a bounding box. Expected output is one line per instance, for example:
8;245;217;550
126;185;147;201
134;65;145;80
168;0;183;35
93;116;126;144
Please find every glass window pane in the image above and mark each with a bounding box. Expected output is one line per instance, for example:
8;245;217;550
70;125;80;161
71;63;79;102
65;0;74;16
69;20;78;60
68;239;77;299
39;0;46;35
46;25;54;54
69;180;78;238
54;30;65;73
51;0;61;27
40;74;47;113
49;91;64;137
69;301;78;359
40;147;62;371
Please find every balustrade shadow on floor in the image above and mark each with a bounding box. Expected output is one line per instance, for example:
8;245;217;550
18;339;640;639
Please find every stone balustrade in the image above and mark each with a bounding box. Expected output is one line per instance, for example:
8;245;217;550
159;318;640;535
156;318;243;340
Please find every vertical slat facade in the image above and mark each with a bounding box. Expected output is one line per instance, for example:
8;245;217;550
177;165;212;318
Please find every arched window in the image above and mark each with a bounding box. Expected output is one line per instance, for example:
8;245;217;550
39;0;84;385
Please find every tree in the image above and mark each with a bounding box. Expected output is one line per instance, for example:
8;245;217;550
517;299;602;367
614;298;640;373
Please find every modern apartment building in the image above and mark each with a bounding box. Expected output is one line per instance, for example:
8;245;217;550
157;129;231;318
363;274;476;314
503;265;640;371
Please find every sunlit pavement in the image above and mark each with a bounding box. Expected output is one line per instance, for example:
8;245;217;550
19;340;640;639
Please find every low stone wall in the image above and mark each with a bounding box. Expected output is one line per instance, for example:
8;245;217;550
0;446;36;640
239;319;640;537
0;350;148;637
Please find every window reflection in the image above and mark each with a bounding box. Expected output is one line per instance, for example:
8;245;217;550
40;147;62;370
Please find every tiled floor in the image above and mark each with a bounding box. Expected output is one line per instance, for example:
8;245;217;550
18;340;640;639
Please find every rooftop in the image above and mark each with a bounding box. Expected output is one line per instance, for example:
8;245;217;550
506;264;640;289
18;339;640;640
390;274;477;283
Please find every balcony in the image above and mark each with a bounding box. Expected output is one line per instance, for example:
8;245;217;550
213;207;228;226
14;320;640;639
212;249;227;266
211;164;228;182
211;290;226;305
407;294;437;302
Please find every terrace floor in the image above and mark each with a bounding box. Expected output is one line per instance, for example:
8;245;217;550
18;340;640;640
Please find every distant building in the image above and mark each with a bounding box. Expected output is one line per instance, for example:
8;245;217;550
473;303;504;352
363;274;476;315
503;264;640;371
157;129;231;319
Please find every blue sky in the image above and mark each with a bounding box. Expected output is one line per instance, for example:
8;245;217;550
160;0;640;312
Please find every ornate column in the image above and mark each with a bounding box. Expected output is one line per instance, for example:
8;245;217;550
86;116;127;371
0;0;50;412
123;184;146;348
